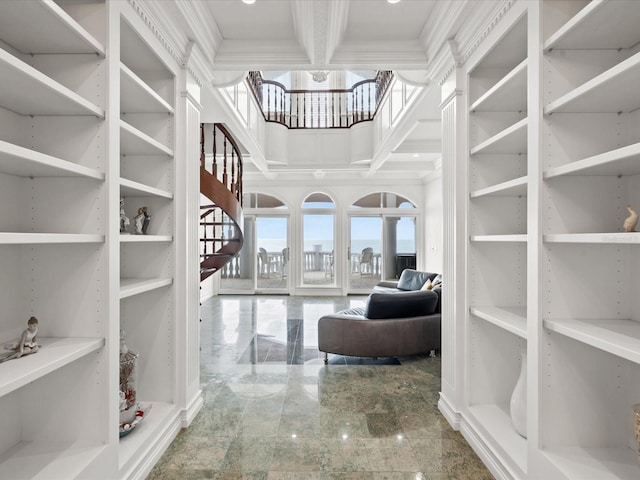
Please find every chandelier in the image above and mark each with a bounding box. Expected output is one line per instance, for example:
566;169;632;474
310;71;329;83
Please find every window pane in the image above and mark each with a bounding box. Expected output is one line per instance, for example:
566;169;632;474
303;214;334;285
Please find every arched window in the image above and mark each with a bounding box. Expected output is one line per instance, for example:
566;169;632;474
243;193;287;209
351;192;416;209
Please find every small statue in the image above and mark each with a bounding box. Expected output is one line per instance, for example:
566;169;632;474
1;316;40;363
120;198;130;234
623;204;638;232
134;207;145;235
142;207;151;235
133;207;151;235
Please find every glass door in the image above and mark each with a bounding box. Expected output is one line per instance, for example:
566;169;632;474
219;216;255;293
348;216;382;292
384;215;416;280
256;216;289;293
219;215;289;293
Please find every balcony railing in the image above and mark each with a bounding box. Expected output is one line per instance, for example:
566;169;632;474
247;71;393;129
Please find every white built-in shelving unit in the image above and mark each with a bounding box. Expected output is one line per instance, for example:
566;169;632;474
117;13;180;480
465;10;529;478
0;1;197;479
539;1;640;478
446;1;640;479
0;1;108;479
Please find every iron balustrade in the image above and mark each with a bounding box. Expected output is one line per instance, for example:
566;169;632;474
247;71;393;129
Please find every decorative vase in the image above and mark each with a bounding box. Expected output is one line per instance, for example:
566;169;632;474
510;352;527;438
119;329;139;426
634;404;640;464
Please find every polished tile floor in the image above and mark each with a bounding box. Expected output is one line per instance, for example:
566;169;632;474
147;295;493;479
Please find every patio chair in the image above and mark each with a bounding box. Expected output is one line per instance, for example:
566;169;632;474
258;247;278;278
359;247;374;276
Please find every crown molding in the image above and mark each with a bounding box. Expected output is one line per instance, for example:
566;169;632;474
213;40;310;69
456;0;515;67
426;0;514;86
127;0;208;87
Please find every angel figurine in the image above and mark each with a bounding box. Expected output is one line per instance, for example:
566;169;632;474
1;316;40;363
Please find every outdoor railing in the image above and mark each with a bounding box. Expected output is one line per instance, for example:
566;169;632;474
247;71;393;129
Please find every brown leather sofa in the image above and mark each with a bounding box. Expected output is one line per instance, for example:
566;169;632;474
317;270;441;363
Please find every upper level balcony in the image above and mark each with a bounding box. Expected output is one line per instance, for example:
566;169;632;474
247;70;393;129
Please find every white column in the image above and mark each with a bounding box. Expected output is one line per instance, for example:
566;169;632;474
175;70;203;426
438;66;468;429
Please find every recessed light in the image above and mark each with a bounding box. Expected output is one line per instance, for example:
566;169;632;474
242;0;256;4
387;0;401;4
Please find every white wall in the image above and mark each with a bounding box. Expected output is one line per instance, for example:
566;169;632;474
423;172;443;273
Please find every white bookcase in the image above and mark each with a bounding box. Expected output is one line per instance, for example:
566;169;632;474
466;11;529;478
540;1;640;478
444;1;640;479
0;1;108;479
0;1;199;479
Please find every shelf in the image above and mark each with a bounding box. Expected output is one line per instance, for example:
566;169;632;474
120;63;174;115
0;0;105;55
544;142;640;178
470;235;527;243
0;440;106;480
469;59;527;112
544;233;640;244
120;120;174;157
470;306;527;338
120;235;173;243
470;118;527;155
544;446;639;480
120;277;173;299
467;404;527;475
0;48;104;117
544;51;640;114
120;178;173;199
544;318;640;365
119;401;178;472
470;176;527;198
0;233;104;245
0;140;104;179
0;337;104;397
544;0;640;51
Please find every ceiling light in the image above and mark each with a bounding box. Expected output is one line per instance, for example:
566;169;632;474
242;0;256;4
387;0;401;3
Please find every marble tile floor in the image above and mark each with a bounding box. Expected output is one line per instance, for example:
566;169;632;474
147;295;493;480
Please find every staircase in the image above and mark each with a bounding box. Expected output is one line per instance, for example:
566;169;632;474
200;123;244;281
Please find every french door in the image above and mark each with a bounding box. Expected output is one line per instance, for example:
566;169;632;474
347;214;416;293
219;215;289;294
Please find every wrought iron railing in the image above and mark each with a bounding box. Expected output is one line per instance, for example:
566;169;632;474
247;71;393;129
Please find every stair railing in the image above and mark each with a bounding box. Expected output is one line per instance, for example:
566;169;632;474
247;71;393;129
199;123;244;281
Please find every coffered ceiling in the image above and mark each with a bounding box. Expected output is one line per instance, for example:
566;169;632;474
146;0;503;181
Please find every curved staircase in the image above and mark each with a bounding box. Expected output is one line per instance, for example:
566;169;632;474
200;123;244;281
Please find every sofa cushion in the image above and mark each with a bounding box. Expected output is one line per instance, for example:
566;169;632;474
364;290;438;319
396;269;437;291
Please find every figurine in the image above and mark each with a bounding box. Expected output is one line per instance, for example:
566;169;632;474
133;207;151;235
120;198;130;234
1;316;40;363
623;204;638;232
134;207;145;235
142;207;151;235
